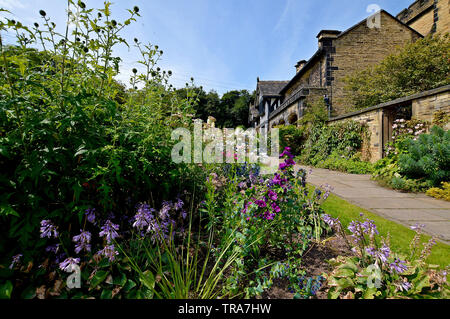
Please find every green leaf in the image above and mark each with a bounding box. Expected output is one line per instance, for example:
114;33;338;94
90;270;109;289
363;287;377;299
0;204;19;217
140;270;155;290
100;289;112;299
336;278;354;289
123;279;136;292
21;285;36;299
113;272;127;286
335;268;355;278
0;281;13;299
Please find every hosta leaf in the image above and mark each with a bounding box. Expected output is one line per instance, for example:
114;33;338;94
90;270;109;289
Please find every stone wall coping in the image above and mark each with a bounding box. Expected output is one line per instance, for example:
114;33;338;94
328;85;450;122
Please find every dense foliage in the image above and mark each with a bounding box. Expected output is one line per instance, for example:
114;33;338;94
398;126;450;187
0;1;206;298
201;148;331;298
176;87;253;128
372;120;449;192
298;121;371;174
344;34;450;111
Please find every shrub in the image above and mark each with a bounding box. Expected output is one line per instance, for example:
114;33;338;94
426;182;450;201
398;126;450;187
204;149;330;297
299;121;370;172
0;2;204;297
317;151;374;174
344;34;450;111
277;125;305;156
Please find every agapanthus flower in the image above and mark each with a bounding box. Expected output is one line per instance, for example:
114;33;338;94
85;208;96;224
40;219;58;239
97;245;119;262
99;220;120;243
389;258;408;274
59;257;80;272
9;254;22;269
73;230;92;254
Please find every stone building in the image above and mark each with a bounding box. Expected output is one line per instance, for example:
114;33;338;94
397;0;450;36
248;79;288;136
250;10;423;134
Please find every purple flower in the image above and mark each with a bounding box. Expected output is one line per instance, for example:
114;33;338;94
255;199;267;208
377;244;391;263
175;198;184;211
181;210;187;220
268;190;278;201
46;244;60;254
73;230;92;254
389;258;408;274
361;220;379;237
85;208;96;224
40;219;58;239
132;204;155;231
9;254;22;269
400;281;411;292
59;257;80;272
271;202;281;213
410;223;426;232
322;214;340;227
99;220;120;243
159;202;172;220
365;247;377;258
97;245;119;262
264;211;275;220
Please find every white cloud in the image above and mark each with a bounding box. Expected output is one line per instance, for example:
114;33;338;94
0;0;25;10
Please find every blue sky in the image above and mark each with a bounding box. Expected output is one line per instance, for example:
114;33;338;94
1;0;414;95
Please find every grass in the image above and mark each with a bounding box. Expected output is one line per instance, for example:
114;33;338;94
313;186;450;268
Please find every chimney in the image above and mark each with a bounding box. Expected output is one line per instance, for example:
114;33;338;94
295;60;307;73
316;30;341;48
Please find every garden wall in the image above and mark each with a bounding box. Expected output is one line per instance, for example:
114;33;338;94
328;85;450;163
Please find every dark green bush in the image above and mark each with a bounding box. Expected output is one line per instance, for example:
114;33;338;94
300;121;368;168
277;125;305;156
398;126;450;186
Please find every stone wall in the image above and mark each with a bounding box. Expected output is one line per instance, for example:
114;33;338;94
436;0;450;34
328;110;383;163
412;90;450;122
398;0;450;35
409;6;435;35
331;11;422;116
328;86;450;163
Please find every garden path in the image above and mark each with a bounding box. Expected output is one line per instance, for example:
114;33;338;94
297;166;450;245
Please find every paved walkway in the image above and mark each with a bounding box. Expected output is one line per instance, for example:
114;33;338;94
298;166;450;244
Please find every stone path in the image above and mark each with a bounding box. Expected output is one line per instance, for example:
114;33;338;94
298;166;450;245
